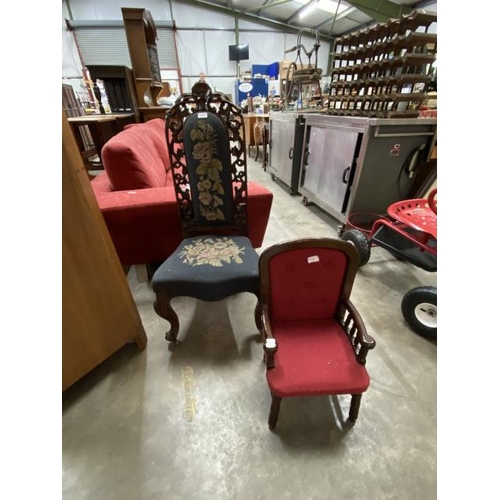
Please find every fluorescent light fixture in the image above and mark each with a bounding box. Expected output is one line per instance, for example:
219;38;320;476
300;1;319;18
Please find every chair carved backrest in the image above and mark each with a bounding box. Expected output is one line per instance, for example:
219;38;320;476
259;238;360;323
165;83;249;238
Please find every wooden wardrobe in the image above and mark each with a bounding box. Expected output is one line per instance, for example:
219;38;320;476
62;110;147;391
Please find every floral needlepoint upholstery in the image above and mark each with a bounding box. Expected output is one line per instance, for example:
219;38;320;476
152;235;258;302
179;237;245;267
190;122;226;222
183;113;234;227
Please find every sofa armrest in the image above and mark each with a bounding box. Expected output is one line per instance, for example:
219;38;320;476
247;181;273;248
96;185;176;210
93;186;183;266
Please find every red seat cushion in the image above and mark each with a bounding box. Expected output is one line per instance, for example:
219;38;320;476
267;319;370;397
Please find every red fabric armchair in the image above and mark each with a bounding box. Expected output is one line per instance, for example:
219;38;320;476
90;118;274;266
258;238;376;430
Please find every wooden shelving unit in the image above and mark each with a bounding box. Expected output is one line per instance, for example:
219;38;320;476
327;10;437;118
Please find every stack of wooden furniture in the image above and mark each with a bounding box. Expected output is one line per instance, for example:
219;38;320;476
62;84;96;168
63;79;137;175
327;10;437;118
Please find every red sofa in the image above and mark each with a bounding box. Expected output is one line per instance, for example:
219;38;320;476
91;118;274;266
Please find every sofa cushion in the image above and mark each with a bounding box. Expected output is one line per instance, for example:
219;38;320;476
101;118;170;191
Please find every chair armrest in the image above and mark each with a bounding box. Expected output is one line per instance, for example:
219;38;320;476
261;305;278;369
339;299;376;364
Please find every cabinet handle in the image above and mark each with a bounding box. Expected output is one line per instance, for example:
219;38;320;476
304;149;310;165
288;147;294;159
342;166;351;183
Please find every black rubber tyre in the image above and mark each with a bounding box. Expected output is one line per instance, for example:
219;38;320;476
401;286;437;340
341;229;371;266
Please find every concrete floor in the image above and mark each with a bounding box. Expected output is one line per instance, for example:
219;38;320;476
63;152;437;500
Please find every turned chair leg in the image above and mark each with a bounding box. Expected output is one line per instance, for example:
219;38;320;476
153;289;180;342
268;394;282;430
348;394;362;422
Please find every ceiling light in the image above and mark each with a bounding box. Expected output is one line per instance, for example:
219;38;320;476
299;1;319;19
297;0;350;17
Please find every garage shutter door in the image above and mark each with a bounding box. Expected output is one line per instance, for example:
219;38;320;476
70;21;178;68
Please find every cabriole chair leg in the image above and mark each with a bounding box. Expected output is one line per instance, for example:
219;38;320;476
153;289;180;343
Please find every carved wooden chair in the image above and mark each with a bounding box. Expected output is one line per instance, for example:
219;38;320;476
258;238;376;430
151;83;261;342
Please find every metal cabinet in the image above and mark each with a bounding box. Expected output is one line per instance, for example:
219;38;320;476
268;112;305;194
301;125;361;214
298;115;437;229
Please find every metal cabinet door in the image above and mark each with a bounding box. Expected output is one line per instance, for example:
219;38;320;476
302;126;360;214
269;118;295;185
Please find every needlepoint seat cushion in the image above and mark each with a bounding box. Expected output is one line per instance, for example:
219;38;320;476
151;235;259;301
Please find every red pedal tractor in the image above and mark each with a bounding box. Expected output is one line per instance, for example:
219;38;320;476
342;189;437;340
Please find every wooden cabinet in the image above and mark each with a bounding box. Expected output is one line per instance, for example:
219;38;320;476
122;7;167;122
62;110;147;391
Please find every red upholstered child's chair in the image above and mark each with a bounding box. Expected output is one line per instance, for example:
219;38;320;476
258;238;376;430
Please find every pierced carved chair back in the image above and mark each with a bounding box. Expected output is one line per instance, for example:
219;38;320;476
165;85;249;239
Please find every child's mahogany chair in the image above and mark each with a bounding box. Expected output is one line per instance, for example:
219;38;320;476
258;238;376;429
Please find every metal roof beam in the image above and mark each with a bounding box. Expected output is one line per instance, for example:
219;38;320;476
344;0;412;23
178;0;333;40
286;0;317;24
245;0;296;14
313;6;357;30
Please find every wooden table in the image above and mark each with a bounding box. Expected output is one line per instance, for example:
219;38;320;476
68;113;136;170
